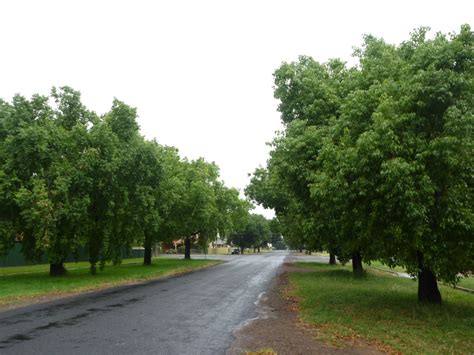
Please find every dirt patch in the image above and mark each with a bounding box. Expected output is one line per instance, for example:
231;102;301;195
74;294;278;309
227;264;387;355
282;262;321;273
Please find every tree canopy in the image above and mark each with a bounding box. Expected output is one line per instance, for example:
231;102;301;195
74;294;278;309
0;87;253;273
246;25;473;303
228;213;271;254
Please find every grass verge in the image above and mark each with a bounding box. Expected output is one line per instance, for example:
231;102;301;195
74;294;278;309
290;262;474;354
0;258;146;276
0;257;221;307
363;260;406;273
364;261;474;291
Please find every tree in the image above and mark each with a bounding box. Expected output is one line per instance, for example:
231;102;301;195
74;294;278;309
125;139;162;266
268;218;287;250
150;146;187;257
346;25;474;302
247;70;349;265
170;159;221;260
247;25;473;302
1;88;94;275
252;214;271;252
82;116;121;274
228;214;269;254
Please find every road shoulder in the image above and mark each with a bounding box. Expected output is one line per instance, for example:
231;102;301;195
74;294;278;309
227;263;384;355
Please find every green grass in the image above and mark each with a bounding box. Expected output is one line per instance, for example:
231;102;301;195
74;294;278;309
0;258;145;276
458;276;474;290
364;261;474;291
0;257;220;306
290;262;474;354
363;260;407;273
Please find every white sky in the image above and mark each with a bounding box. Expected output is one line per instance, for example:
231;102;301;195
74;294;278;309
1;0;472;218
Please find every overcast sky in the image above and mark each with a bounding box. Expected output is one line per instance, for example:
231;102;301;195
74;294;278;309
1;0;472;217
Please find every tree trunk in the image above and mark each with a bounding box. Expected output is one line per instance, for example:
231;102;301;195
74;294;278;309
89;230;100;275
418;268;442;304
144;247;152;265
257;246;260;253
329;252;336;265
299;247;303;253
417;252;441;304
50;262;66;276
352;251;363;276
144;233;152;265
144;245;152;266
90;263;97;275
184;236;191;260
240;246;244;254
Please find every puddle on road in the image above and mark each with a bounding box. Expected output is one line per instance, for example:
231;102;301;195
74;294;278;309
233;291;276;334
254;291;265;306
0;333;33;349
232;257;285;335
35;321;59;331
2;334;32;342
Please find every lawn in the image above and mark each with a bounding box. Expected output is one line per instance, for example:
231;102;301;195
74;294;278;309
0;257;220;306
290;262;474;354
458;276;474;290
0;258;145;276
363;260;407;273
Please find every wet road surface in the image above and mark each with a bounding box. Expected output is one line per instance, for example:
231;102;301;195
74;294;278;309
0;252;291;354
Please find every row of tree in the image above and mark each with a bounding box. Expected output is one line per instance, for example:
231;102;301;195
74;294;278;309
228;214;285;254
0;87;270;275
246;25;473;304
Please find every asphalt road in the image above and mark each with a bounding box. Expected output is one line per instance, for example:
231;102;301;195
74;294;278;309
0;252;293;355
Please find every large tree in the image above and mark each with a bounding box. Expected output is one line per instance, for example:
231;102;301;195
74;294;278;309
246;60;351;266
171;159;221;259
1;88;94;275
248;25;473;303
344;25;474;302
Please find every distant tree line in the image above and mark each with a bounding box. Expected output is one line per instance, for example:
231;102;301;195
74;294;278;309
227;213;284;254
246;25;473;304
0;87;279;275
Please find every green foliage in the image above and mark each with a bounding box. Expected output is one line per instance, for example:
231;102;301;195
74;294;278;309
1;89;92;265
105;99;140;142
0;87;249;273
247;25;474;299
228;213;271;251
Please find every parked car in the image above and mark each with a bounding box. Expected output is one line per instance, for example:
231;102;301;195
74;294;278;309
231;248;240;255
